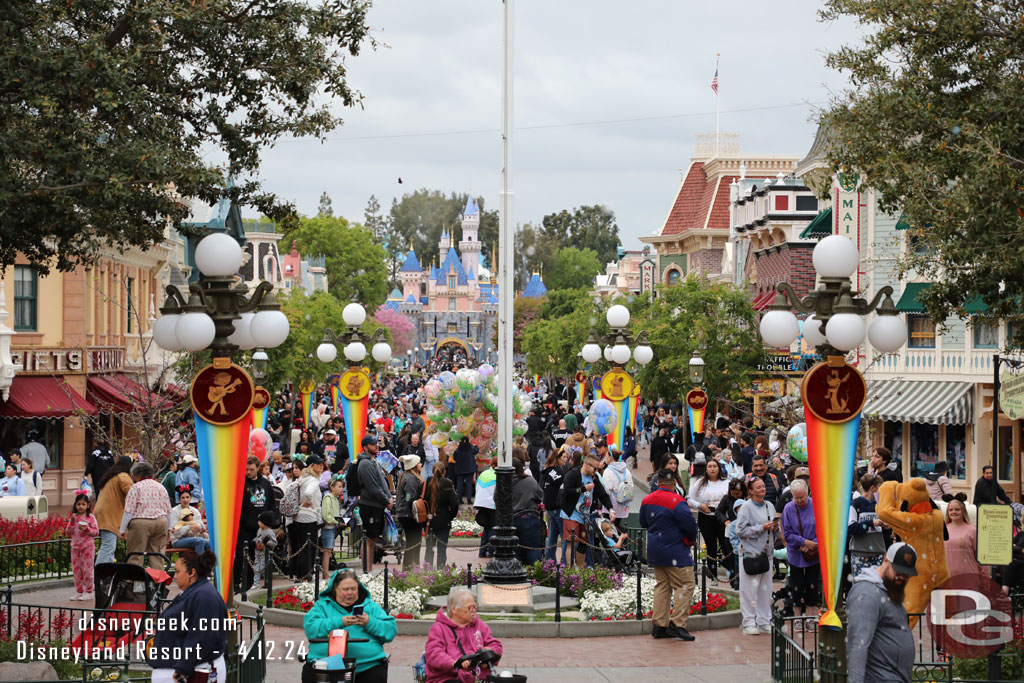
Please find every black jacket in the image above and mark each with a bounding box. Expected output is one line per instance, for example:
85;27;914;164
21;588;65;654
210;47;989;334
540;465;566;512
973;476;1012;506
240;476;276;537
423;476;459;532
85;448;115;488
559;466;613;519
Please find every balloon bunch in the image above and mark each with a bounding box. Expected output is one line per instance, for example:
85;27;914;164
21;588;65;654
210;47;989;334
423;364;534;463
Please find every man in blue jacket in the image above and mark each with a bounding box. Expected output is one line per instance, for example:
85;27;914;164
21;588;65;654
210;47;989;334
640;468;699;641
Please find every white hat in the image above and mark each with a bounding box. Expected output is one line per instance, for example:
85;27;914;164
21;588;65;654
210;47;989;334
400;454;421;471
181;453;198;464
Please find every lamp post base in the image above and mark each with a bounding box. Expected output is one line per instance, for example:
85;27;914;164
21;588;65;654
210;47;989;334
482;466;527;584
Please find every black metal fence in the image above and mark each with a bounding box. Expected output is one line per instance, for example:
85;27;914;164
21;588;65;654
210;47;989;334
0;538;129;584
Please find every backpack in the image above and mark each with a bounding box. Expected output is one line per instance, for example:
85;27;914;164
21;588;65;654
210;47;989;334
279;480;301;518
346;459;362;499
612;470;634;505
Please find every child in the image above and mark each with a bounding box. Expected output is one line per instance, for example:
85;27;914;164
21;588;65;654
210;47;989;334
599;519;634;567
252;511;280;590
66;491;99;600
320;476;344;577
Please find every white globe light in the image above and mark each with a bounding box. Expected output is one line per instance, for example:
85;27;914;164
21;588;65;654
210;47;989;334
152;314;184;351
802;314;827;349
633;345;654;366
194;232;243;277
317;342;338;363
760;309;800;348
812;235;860;279
228;312;256;350
611;344;631;365
342;303;366;327
603;345;614;362
581;343;602;364
606;304;630;329
250;310;290;348
868;315;908;353
345;341;367;363
826;313;867;352
372;342;392;363
174;312;216;352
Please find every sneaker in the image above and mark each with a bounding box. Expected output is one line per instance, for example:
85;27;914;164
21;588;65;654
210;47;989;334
82;592;93;602
743;627;760;636
70;593;84;601
759;625;772;634
668;625;695;642
651;625;675;639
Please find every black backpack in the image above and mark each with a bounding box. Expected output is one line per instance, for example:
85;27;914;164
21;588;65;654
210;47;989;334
346;458;362;499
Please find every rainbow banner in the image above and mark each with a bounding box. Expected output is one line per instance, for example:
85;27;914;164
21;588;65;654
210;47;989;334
686;389;707;440
609;398;628;454
533;374;540;391
195;410;250;603
592;377;603;401
250;402;269;431
329;373;342;415
629;387;641;433
801;360;867;630
338;367;371;462
576;380;586;405
299;379;315;428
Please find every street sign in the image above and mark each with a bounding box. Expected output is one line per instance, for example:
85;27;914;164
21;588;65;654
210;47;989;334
998;370;1024;420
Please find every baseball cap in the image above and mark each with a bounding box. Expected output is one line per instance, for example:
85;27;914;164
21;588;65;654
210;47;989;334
361;435;377;447
324;429;337;436
305;455;325;466
886;542;918;577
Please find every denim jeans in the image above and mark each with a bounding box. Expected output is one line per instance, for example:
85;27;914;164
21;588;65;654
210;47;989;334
96;530;117;565
172;537;210;555
424;528;450;567
455;474;475;503
544;511;566;563
513;515;543;566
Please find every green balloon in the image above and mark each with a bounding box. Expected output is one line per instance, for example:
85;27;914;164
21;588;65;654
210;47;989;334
448;430;464;442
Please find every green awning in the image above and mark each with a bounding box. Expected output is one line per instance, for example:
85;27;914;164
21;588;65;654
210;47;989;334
895;213;911;230
965;297;988;315
799;208;832;239
896;283;931;313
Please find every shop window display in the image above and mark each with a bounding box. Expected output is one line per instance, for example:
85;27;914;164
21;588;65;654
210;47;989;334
945;425;966;479
909;423;939;477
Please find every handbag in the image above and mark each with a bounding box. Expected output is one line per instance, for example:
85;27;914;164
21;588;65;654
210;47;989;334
412;481;428;524
796;509;819;562
742;504;772;575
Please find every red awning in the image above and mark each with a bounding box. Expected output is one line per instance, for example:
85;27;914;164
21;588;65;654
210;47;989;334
754;291;777;312
0;376;97;418
87;374;174;413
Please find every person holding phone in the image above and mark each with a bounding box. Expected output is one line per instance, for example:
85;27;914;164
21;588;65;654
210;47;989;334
303;569;395;683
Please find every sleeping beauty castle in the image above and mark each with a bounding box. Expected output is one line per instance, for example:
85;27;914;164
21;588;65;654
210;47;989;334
383;196;547;364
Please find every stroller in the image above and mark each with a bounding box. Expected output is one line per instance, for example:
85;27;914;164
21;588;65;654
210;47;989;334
71;552;173;651
588;516;638;571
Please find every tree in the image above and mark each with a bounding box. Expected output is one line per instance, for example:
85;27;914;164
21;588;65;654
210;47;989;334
373;307;414;355
283;214;388;309
520;296;611;378
820;0;1024;345
630;276;765;402
0;0;373;274
514;223;558;290
540;287;592;319
544;247;602;292
387;189;497;271
318;192;334;218
541;205;620;265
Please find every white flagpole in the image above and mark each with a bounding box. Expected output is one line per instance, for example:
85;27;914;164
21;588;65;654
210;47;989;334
499;0;514;471
714;52;721;158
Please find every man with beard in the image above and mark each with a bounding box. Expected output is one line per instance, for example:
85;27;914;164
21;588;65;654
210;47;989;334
846;542;917;683
237;456;277;591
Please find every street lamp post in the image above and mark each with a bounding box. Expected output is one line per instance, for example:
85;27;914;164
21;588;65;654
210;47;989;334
759;235;907;672
153;231;290;610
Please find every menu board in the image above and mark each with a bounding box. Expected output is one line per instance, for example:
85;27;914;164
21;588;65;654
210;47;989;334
976;504;1013;566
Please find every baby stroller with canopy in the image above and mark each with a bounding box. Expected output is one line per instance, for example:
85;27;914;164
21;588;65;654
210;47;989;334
588;515;637;570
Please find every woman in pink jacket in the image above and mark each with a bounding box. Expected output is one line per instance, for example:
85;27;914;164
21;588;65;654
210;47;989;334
424;587;503;683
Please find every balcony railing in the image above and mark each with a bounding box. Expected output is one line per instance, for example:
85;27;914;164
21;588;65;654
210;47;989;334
870;348;1001;377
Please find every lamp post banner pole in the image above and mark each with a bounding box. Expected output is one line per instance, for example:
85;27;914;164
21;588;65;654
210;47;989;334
339;367;371;464
686;389;708;442
251;386;271;431
299;378;316;430
330;373;342;415
800;359;866;631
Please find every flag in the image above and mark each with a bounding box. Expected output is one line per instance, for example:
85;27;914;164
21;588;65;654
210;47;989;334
711;67;719;95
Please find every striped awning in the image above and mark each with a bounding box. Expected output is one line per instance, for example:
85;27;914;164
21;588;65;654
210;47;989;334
863;380;973;425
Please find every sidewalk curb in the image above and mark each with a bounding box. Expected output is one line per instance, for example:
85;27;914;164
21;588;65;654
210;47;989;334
236;599;742;637
7;577;76;593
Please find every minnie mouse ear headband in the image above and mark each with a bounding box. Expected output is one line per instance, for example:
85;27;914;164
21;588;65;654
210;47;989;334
176;483;194;494
74;488;90;497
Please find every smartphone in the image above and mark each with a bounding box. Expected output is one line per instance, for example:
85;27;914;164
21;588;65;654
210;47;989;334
352;604;365;617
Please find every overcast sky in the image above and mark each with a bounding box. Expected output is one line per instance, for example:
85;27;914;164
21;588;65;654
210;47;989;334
256;1;863;252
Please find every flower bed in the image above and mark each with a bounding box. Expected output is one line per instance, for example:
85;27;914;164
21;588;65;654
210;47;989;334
450;518;483;538
0;517;67;544
579;574;733;621
525;560;622;597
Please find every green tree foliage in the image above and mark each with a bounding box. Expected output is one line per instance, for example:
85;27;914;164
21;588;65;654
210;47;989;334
630;276;765;402
514;223;557;290
541;205;620;265
540;287;592;319
544;247;602;292
283;214;388;309
264;290;389;393
386;190;497;276
318;192;334;218
521;302;603;379
820;0;1024;344
0;0;373;273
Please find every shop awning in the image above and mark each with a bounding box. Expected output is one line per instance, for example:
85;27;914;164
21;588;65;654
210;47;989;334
754;291;777;312
87;374;174;413
896;283;930;313
864;380;973;425
0;376;97;418
895;213;911;231
799;208;832;239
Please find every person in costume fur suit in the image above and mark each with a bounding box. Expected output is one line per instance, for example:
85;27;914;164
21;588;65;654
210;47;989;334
876;478;950;628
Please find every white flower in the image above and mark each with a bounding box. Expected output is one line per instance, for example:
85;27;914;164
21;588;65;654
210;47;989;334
451;519;484;535
579;575;657;620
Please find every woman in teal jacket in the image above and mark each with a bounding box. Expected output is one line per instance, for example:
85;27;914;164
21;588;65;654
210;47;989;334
303;569;396;682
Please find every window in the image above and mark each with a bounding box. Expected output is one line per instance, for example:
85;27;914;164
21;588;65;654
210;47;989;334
666;268;682;285
973;318;998;349
795;195;818;212
1009;319;1024;349
126;277;134;334
909;234;932;256
909;423;939;477
448;298;456;311
945;425;966;479
13;266;37;331
997;424;1015;481
907;314;936;348
448;275;456;289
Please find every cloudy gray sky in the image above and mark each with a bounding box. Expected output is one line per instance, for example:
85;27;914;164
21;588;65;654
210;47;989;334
256;1;862;251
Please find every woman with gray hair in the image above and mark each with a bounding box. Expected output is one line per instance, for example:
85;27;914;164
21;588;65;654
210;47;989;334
780;478;819;629
119;460;171;569
424;586;503;682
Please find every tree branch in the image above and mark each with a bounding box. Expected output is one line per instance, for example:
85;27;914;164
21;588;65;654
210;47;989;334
105;9;134;51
